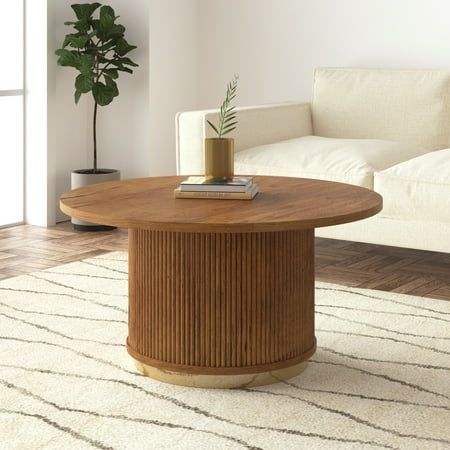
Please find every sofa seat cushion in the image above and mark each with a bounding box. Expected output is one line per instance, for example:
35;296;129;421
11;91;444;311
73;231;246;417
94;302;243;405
374;148;450;222
234;135;426;188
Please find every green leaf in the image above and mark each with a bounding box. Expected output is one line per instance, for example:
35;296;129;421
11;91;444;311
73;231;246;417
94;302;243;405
74;90;82;104
106;24;125;39
75;73;94;93
221;123;237;136
55;49;79;68
91;18;100;31
73;19;91;33
63;33;89;49
216;75;239;136
71;3;101;20
221;127;236;136
119;56;138;67
103;68;119;79
116;66;133;74
104;76;119;97
115;37;137;56
111;59;134;73
98;40;116;52
78;54;95;76
83;47;98;56
98;55;113;64
207;120;219;135
99;5;115;34
55;49;94;75
92;81;116;106
101;5;116;19
221;121;238;131
222;114;236;124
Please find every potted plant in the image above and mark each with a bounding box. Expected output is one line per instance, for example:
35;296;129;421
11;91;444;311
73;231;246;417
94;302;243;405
55;2;138;230
205;75;239;180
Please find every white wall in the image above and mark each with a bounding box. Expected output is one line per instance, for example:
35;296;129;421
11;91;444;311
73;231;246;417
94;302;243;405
199;0;450;107
148;0;200;176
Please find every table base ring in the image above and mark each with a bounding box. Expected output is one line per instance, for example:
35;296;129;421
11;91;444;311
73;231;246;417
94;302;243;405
127;339;316;376
133;359;309;389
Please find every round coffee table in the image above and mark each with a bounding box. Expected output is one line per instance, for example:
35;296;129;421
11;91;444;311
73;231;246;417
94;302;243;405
60;176;382;388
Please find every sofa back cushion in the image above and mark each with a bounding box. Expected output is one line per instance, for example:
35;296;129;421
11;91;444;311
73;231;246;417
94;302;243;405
312;68;450;151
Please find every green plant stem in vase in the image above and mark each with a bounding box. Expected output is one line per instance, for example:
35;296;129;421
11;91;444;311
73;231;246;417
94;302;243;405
205;75;239;180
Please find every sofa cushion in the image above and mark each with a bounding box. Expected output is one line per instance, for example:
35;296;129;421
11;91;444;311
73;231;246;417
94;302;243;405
374;148;450;222
312;68;450;151
234;135;427;188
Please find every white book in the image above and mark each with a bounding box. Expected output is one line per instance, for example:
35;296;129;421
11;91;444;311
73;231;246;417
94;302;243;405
180;176;253;193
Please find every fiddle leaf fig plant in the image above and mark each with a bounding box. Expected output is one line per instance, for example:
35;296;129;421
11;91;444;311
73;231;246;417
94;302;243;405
207;74;239;138
55;2;138;172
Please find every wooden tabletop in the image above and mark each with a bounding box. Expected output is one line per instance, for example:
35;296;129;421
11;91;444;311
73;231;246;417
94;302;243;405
60;176;382;232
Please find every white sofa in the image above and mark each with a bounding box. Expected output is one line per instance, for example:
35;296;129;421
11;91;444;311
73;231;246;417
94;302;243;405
176;68;450;253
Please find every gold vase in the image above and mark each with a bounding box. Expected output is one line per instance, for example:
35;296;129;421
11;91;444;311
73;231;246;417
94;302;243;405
204;138;234;180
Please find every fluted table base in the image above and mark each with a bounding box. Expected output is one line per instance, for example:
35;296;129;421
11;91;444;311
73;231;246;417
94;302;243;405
127;228;316;388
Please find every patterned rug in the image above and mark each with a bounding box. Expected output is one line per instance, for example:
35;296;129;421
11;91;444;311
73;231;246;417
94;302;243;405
0;252;449;450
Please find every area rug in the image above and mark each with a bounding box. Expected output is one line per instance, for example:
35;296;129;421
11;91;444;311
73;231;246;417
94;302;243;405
0;252;449;450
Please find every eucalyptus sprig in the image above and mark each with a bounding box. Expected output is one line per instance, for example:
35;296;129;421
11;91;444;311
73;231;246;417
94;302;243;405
207;75;239;138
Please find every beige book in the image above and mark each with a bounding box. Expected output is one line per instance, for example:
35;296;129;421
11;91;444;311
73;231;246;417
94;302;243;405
174;184;258;200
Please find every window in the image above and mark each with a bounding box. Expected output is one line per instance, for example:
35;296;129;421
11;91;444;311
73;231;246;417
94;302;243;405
0;0;24;226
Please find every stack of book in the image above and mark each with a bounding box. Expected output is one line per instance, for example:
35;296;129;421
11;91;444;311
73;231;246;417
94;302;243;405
174;176;258;200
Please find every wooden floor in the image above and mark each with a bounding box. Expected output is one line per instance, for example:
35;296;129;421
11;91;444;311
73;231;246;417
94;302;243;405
0;222;449;301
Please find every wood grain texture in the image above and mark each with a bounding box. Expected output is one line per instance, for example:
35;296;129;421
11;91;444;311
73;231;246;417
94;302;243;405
315;237;450;299
60;176;382;232
127;228;316;375
0;223;127;280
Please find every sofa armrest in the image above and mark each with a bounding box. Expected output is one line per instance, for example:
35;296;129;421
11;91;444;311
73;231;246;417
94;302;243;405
176;102;312;175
